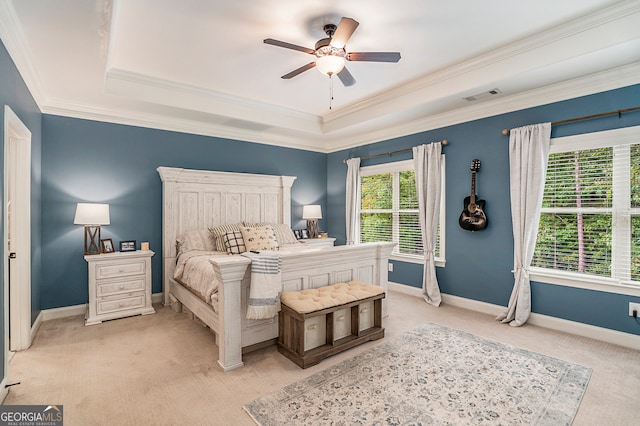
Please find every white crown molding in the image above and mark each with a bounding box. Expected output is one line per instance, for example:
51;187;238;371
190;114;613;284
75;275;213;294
105;68;323;135
40;98;326;152
0;1;47;108
321;0;640;133
4;0;640;153
323;62;640;152
40;61;640;154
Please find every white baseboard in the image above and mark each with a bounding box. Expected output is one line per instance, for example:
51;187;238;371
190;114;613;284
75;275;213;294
388;282;640;351
40;304;87;322
40;293;165;322
34;287;640;351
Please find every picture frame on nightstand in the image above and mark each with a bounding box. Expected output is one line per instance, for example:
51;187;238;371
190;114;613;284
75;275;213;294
120;240;136;252
101;238;115;253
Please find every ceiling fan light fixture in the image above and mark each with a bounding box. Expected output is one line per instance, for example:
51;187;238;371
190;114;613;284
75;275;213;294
264;16;399;85
315;54;346;76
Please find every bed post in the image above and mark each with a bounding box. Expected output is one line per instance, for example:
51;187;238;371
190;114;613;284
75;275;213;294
157;167;183;306
212;256;251;371
280;176;296;226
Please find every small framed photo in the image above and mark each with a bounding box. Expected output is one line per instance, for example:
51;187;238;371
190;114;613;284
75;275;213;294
101;238;115;253
120;240;137;252
300;229;309;239
294;229;302;240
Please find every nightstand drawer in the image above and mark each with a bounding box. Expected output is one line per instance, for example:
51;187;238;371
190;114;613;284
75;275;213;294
95;260;146;280
97;278;145;298
97;293;146;315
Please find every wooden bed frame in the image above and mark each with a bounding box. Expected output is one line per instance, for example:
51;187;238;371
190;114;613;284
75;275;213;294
158;166;394;371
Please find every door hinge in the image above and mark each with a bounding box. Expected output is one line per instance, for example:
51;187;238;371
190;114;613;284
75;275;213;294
9;252;16;259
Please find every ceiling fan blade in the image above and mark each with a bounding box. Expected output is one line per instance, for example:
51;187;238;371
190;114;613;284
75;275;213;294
337;67;356;87
330;17;359;49
264;38;315;55
347;52;401;62
281;62;316;79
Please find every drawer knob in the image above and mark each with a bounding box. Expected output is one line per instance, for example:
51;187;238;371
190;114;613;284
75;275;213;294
118;268;125;273
337;315;345;321
119;285;125;290
119;302;125;307
307;324;317;330
360;308;368;314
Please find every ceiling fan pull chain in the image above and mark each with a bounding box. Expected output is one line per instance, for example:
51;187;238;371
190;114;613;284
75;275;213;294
329;75;334;110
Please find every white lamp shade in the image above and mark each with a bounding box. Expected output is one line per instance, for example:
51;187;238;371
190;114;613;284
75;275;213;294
74;203;110;225
302;204;322;220
315;55;346;76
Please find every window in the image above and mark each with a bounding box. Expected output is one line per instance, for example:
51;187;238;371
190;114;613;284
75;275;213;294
531;126;640;296
359;158;445;265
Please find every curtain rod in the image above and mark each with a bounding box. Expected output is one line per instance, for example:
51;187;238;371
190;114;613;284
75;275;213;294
501;105;640;135
342;140;448;164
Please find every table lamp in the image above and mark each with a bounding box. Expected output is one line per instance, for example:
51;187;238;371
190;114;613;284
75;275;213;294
74;203;110;255
302;204;322;239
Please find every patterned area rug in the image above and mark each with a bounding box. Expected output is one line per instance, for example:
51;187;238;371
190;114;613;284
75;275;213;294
244;323;591;425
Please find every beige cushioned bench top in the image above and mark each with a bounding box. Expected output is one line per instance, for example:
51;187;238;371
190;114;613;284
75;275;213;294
280;280;385;314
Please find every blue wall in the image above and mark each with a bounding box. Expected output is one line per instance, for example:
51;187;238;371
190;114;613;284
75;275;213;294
40;116;327;309
327;84;640;336
0;40;43;384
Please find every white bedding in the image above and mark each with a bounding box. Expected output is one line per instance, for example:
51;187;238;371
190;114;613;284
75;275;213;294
174;250;226;309
173;244;323;311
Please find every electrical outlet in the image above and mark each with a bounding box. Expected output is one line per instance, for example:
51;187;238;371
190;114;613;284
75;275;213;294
388;263;394;272
629;302;640;317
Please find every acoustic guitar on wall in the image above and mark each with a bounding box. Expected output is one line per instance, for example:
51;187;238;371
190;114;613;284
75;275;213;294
459;159;488;231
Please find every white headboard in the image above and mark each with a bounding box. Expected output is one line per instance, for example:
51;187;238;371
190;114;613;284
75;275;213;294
157;167;297;293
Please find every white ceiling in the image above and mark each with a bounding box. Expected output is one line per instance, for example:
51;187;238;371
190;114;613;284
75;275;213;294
1;0;640;152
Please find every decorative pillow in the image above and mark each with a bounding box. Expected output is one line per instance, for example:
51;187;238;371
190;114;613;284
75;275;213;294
209;223;243;252
223;231;246;254
243;222;299;245
240;225;279;251
176;229;217;254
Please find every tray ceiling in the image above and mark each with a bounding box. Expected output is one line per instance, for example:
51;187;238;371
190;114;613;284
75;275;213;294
1;0;639;152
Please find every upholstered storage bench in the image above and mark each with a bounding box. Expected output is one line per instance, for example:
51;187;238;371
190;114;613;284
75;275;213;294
278;280;385;368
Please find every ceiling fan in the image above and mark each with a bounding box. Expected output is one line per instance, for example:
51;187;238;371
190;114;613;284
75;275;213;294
264;17;401;87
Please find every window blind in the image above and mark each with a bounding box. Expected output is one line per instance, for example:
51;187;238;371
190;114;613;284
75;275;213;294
360;168;439;257
532;142;638;285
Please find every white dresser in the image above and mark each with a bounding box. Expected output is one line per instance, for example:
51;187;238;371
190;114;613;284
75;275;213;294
84;250;155;325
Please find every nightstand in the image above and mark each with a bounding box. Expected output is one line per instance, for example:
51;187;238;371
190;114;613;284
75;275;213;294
84;250;155;325
300;237;336;247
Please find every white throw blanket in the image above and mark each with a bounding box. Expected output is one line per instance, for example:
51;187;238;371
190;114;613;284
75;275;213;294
241;251;283;320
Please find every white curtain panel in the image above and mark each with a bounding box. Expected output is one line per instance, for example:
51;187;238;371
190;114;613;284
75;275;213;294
497;123;551;326
413;143;443;306
345;158;361;245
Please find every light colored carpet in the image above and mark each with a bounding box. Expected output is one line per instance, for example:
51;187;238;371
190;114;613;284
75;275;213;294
3;290;640;425
244;323;592;425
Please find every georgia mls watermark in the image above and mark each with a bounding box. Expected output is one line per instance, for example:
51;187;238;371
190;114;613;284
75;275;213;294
0;405;63;426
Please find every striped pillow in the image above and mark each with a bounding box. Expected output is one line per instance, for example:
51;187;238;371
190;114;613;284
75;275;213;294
209;223;243;252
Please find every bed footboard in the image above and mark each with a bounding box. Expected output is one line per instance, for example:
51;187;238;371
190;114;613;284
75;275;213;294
212;242;395;370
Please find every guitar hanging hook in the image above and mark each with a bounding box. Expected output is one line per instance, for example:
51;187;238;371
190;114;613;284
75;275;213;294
459;159;488;231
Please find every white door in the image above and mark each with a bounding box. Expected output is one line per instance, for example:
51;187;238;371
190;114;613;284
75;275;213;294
3;106;32;358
